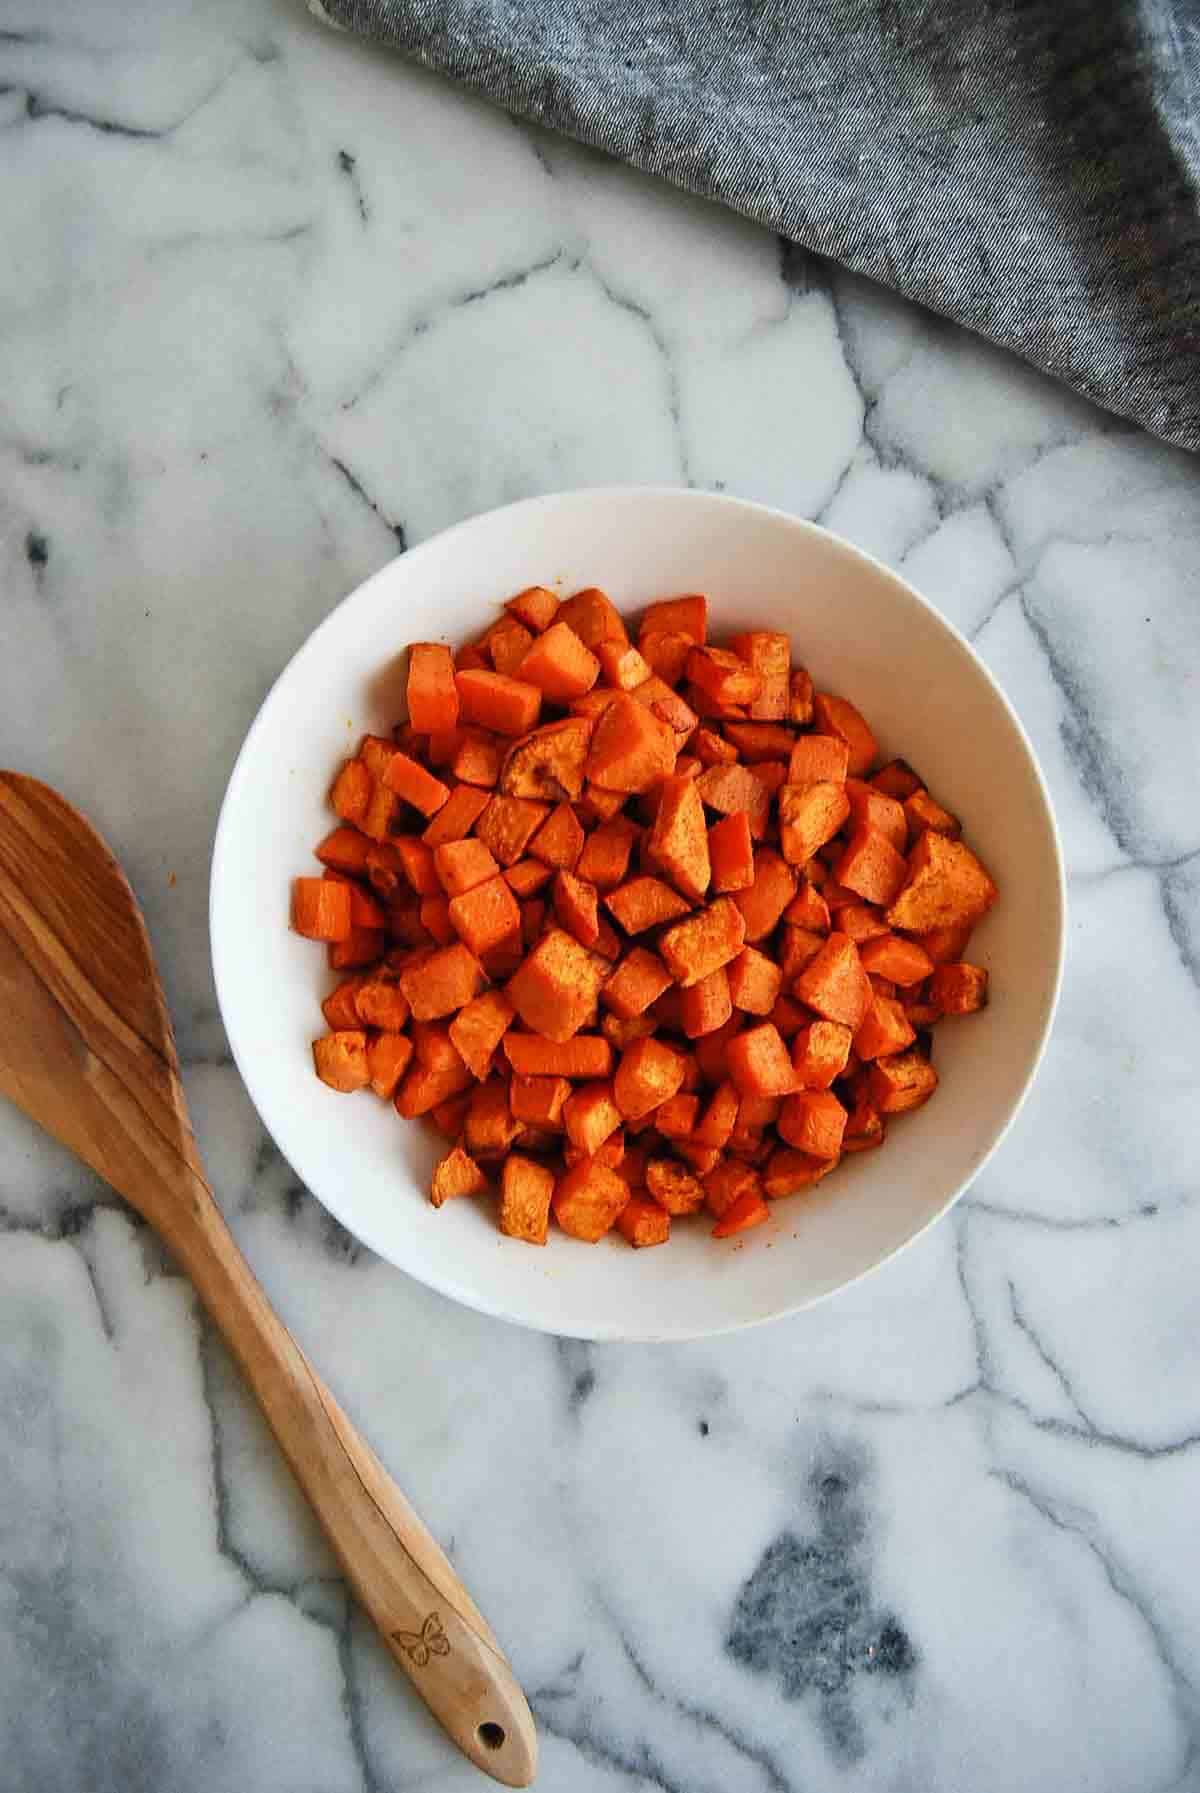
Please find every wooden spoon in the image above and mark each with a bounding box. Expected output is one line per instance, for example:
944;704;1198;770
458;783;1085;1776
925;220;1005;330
0;772;537;1787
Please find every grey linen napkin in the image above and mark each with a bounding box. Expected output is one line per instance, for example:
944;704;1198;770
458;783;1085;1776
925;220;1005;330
312;0;1200;453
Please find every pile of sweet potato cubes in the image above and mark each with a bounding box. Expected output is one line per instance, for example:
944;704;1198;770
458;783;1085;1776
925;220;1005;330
292;587;997;1248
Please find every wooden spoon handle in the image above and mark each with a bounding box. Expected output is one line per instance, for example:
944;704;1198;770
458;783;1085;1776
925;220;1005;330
168;1177;537;1787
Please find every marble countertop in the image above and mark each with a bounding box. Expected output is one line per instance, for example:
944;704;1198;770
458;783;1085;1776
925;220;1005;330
3;3;1200;1790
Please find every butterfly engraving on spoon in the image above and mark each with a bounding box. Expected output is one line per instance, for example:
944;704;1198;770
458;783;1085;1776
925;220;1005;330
393;1610;451;1666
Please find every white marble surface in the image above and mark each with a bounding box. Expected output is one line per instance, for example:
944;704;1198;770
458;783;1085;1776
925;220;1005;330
2;2;1199;1789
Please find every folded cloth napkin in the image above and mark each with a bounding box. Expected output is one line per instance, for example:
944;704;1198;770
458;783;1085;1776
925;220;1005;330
312;0;1200;452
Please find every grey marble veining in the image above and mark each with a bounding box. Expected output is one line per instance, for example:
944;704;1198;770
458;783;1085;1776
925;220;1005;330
1;2;1199;1790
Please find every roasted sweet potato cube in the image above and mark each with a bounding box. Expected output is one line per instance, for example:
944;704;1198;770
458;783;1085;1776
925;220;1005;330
602;947;673;1019
564;1131;626;1171
638;1159;701;1214
432;1091;475;1137
693;727;740;768
655;897;745;989
604;876;691;934
405;643;459;735
354;968;411;1031
293;877;352;942
725;945;782;1016
454;668;542;736
930;962;989;1014
411;1020;468;1074
506;928;605;1042
728;631;789;720
786;666;814;724
434;837;500;897
638;629;695;685
844;779;907;851
833;826;908;907
574;815;638;890
783;881;831;932
725;1023;796;1096
763;1147;832;1197
552;869;600;948
527;801;585;871
552;1159;629;1241
577;783;627;825
721;721;793;762
451;728;503;788
365;1032;414;1100
322;975;366;1032
690;1081;736;1150
788;734;850;788
465;1077;524;1157
858;933;936;985
393;837;441;895
615;1195;670;1248
505;585;559;633
672;1141;720;1173
505;858;554;900
395;1055;474;1117
768;993;809;1038
790;1018;852;1089
383;751;450;819
696;763;771;838
905;789;961;842
811;693;877;775
595;639;652;691
475;794;553;867
327;925;385;970
449;988;515;1080
778;1088;847;1158
330;757;371;827
679;964;733;1038
500;718;593;804
702;1158;762;1219
708;812;755;893
398;941;483;1021
732;848;796;943
602;1011;656;1050
646;773;711;904
563;1080;622;1155
872;758;922;800
513;620;600;701
648;1095;696;1141
790;929;868;1027
312;1030;370;1091
503;1034;612;1077
455;643;489;673
909;920;976;964
778;781;851;866
509;1073;571;1128
613;1037;686;1120
686;645;762;708
640;593;707;642
868;1048;938;1113
886;832;998;933
837;902;890;945
854;992;917;1060
499;1155;555;1244
430;1145;488;1208
315;826;372;876
422;782;491;847
556;587;627;647
843;1094;886;1152
586;693;677;793
447;875;521;959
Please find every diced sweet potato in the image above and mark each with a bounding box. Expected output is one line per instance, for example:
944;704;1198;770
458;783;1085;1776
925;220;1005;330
636;1159;700;1214
837;902;890;945
383;752;450;818
365;1031;413;1100
315;826;372;876
711;1185;772;1236
510;1073;571;1128
652;1093;699;1138
451;728;503;787
393;836;441;895
494;1156;552;1244
455;668;542;736
783;881;831;932
506;928;605;1042
595;639;652;691
503;1034;612;1077
505;585;559;632
844;779;907;851
777;926;824;983
788;734;850;787
474;794;551;866
395;1055;474;1117
430;1145;488;1208
434;837;500;896
886;831;998;933
729;631;790;720
293;877;352;941
330;757;371;827
702;1158;762;1218
696;763;771;839
552;1158;629;1241
602;947;674;1019
731;849;796;943
793;931;872;1030
511;619;599;700
486;616;535;678
640;594;707;642
505;858;554;899
647;774;711;903
563;1080;622;1155
868;1048;938;1113
788;667;815;724
613;1037;686;1120
322;975;365;1031
768;993;809;1038
564;1131;626;1171
327;924;385;970
448;875;522;959
658;897;746;988
761;1147;830;1197
312;1030;370;1091
556;587;627;648
552;869;600;948
465;1077;524;1156
778;1089;847;1158
527;801;585;870
398;940;483;1020
727;946;783;1016
723;721;794;761
586;693;677;793
726;1023;796;1097
593;916;622;960
905;789;961;842
929;962;989;1014
842;1093;885;1152
708;812;755;893
407;643;459;734
790;1018;852;1089
577;783;627;824
812;692;877;775
411;1019;469;1074
680;964;733;1038
421;783;491;847
778;781;851;866
833;826;908;907
604;876;691;934
686;645;762;708
909;920;976;964
353;968;410;1031
638;629;695;685
858;933;935;985
872;758;922;800
615;1195;670;1247
416;897;452;945
500;718;593;803
854;993;917;1061
449;988;515;1080
576;814;640;890
455;643;489;673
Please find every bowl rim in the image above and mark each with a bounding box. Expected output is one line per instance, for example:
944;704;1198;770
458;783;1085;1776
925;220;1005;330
210;485;1067;1340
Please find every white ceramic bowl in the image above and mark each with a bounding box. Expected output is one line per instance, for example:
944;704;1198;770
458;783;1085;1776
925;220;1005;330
211;488;1064;1340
